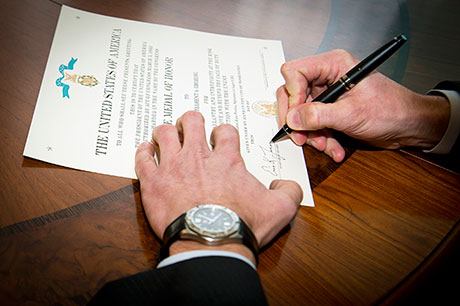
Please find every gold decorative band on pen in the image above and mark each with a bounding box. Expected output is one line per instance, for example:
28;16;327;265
339;75;354;90
270;35;407;143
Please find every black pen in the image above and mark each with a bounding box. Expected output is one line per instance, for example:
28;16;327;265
270;34;408;143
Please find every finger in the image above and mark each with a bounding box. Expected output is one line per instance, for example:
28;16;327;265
306;130;346;163
135;142;158;181
210;124;240;153
305;130;327;150
152;124;181;163
291;50;358;86
276;85;290;127
286;101;347;131
280;62;309;108
269;179;303;207
176;111;210;151
281;54;335;107
290;131;308;146
251;179;302;247
323;135;346;163
281;50;359;108
277;85;309;146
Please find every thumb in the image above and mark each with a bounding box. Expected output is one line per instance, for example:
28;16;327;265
286;102;343;131
269;179;303;206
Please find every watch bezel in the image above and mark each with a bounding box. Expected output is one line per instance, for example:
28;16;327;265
160;204;259;263
185;204;240;238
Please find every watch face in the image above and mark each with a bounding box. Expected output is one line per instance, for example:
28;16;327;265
186;204;240;237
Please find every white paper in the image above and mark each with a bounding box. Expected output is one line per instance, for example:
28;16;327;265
24;6;314;206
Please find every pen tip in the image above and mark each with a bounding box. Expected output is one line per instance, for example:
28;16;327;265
271;124;293;143
270;130;285;143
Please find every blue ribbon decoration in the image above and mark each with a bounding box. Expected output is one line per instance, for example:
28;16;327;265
55;57;78;98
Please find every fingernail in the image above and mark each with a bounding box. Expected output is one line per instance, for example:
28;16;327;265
287;110;301;128
139;142;153;149
139;142;149;148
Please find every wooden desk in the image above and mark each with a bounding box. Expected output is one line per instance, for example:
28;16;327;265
1;0;459;304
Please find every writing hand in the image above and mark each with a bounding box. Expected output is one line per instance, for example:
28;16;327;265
277;50;449;162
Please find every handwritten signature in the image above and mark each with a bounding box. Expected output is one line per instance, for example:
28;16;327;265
259;145;285;176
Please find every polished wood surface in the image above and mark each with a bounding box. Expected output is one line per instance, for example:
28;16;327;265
1;0;459;305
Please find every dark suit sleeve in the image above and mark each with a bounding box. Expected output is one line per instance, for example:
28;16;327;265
433;80;460;155
89;256;268;306
433;80;460;92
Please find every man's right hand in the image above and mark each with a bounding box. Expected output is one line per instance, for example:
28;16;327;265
276;49;450;162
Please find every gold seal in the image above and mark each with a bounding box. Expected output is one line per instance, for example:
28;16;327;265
64;73;99;87
251;101;277;118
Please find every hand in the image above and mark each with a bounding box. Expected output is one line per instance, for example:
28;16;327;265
135;111;302;260
277;49;450;162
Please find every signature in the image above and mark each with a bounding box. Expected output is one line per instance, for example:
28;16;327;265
259;145;285;176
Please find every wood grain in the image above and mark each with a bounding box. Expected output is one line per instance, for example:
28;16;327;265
0;183;158;305
260;149;460;305
1;150;458;305
54;0;331;60
0;0;132;227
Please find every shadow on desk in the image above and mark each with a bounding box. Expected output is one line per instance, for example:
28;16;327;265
0;181;158;305
378;219;460;305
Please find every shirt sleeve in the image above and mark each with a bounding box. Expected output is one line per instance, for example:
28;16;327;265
157;250;257;270
424;89;460;154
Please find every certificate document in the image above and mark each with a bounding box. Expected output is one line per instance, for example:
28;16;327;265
24;6;314;206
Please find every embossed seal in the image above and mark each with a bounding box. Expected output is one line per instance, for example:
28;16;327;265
251;101;277;118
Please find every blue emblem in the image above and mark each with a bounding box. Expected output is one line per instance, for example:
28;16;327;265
56;58;78;98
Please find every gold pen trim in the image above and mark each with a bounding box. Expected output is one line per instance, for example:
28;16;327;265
339;75;354;90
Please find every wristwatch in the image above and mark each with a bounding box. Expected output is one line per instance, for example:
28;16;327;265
159;204;259;262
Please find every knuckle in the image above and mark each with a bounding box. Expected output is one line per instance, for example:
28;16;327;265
304;104;321;129
135;162;151;180
191;147;211;160
280;190;301;213
330;49;359;66
217;123;238;135
182;110;204;122
225;150;244;165
276;85;286;96
213;124;239;143
329;49;352;60
154;124;175;135
280;61;293;75
331;48;349;57
280;62;288;73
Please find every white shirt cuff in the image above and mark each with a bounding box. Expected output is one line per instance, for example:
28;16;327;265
156;250;257;270
424;89;460;154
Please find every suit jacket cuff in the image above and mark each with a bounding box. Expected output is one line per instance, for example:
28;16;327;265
424;89;460;154
157;250;257;270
